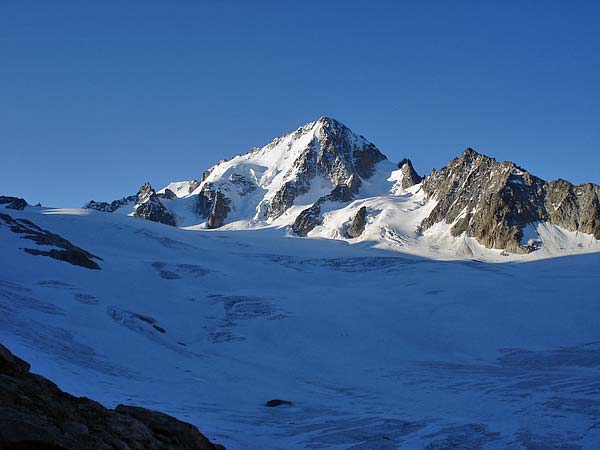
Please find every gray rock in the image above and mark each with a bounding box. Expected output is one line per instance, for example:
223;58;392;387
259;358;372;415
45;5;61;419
196;184;231;229
188;180;201;193
291;202;323;237
292;178;361;237
228;174;257;195
346;206;368;238
83;195;137;213
0;196;28;211
397;159;421;189
0;213;102;269
264;399;292;407
0;343;225;450
421;148;600;253
159;189;177;200
133;183;176;227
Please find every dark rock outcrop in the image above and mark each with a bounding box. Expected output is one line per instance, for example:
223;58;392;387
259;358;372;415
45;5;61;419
397;159;422;190
292;178;361;237
264;399;292;407
346;206;368;238
267;179;310;220
188;180;201;193
133;183;176;227
0;343;225;450
421;148;600;253
228;174;257;196
291;202;322;237
0;196;28;211
159;189;177;200
83;195;137;213
545;179;600;239
0;213;102;269
196;184;231;229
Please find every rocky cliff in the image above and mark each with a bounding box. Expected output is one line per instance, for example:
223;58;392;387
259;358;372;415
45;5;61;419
421;148;600;253
0;343;225;450
132;183;176;226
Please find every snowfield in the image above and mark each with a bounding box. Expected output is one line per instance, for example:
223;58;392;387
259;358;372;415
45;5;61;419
2;205;600;449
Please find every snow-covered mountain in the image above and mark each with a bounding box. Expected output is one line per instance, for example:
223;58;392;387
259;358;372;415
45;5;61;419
83;117;600;261
3;115;600;448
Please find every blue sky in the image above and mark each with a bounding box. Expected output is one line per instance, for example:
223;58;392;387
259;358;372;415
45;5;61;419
1;1;599;207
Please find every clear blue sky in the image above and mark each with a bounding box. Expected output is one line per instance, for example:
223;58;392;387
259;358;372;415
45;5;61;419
2;1;599;207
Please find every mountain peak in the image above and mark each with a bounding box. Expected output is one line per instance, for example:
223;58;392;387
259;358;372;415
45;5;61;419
460;147;483;160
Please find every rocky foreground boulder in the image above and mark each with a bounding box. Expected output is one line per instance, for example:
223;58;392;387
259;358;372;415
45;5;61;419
0;343;225;450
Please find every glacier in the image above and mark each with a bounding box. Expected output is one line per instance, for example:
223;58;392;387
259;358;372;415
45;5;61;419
2;204;600;449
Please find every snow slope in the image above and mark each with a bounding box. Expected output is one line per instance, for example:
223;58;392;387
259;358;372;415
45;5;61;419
2;206;600;449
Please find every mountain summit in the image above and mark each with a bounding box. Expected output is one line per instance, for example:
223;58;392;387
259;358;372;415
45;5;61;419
82;118;600;258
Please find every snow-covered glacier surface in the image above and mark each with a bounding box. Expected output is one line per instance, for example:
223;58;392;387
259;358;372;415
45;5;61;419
2;206;600;449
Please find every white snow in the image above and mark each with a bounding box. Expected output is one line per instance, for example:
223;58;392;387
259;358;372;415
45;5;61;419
2;206;600;449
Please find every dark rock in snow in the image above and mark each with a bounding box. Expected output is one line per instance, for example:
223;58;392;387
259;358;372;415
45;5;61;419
346;206;368;238
159;188;177;200
133;183;176;226
265;399;292;407
292;178;362;237
0;213;102;269
0;196;28;211
83;195;137;213
228;174;257;195
206;192;230;229
0;343;225;450
197;184;231;229
291;202;322;237
397;159;422;190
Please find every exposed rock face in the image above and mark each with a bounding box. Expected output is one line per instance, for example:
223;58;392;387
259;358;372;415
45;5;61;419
196;184;231;229
188;180;201;193
292;178;361;237
545;180;600;239
0;343;225;450
133;183;176;227
421;148;600;253
346;206;368;238
266;117;385;221
0;213;102;269
0;196;28;211
206;192;230;229
160;188;177;200
267;179;310;220
291;202;322;237
228;174;257;196
397;159;422;190
83;195;137;213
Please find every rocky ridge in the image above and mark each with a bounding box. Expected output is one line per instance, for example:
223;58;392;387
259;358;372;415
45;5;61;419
0;212;102;269
0;196;28;211
78;118;600;255
132;183;176;226
421;148;600;253
83;195;137;214
0;343;224;450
